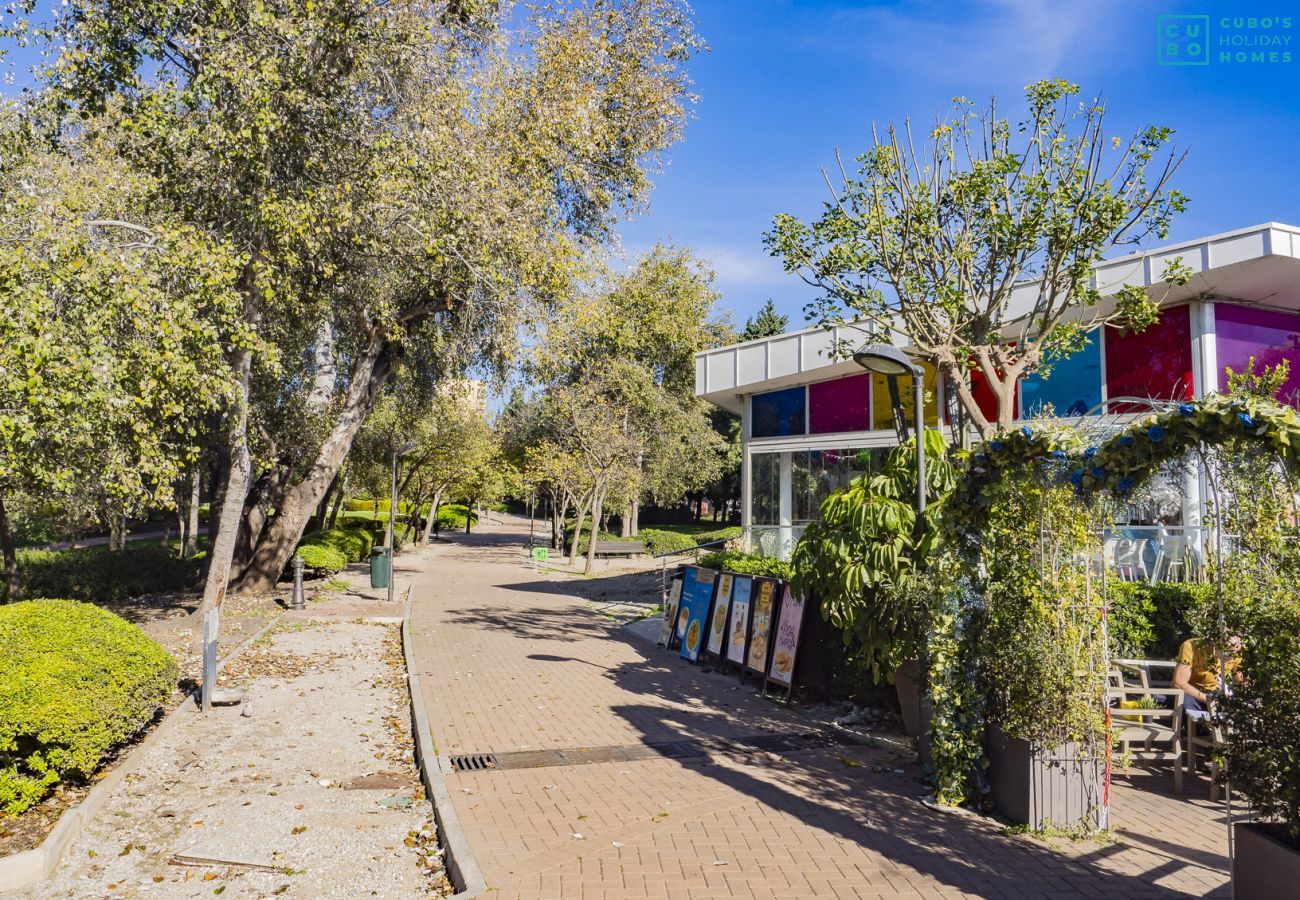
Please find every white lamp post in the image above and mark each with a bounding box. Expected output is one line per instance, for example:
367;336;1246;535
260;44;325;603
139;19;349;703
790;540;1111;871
388;439;418;604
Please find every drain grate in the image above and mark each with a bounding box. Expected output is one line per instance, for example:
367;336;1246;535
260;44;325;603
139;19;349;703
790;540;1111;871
450;753;498;772
450;730;857;774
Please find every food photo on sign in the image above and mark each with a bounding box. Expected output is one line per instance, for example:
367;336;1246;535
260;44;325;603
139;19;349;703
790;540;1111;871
678;568;716;662
768;583;807;688
726;575;753;666
746;578;778;675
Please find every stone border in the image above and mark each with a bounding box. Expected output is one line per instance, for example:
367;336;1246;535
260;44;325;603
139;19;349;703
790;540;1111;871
0;610;283;894
402;581;487;899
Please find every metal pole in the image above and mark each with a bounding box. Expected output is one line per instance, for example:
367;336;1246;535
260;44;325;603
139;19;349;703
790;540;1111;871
291;554;305;610
913;370;927;522
387;448;398;605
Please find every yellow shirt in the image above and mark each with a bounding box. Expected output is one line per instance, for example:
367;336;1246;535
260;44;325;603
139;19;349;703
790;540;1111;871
1176;639;1239;694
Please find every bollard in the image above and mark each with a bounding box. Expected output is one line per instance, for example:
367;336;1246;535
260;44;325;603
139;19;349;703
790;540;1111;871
291;554;306;610
201;608;218;712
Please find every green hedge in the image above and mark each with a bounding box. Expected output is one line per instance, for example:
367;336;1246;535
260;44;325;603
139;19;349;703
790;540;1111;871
6;545;199;603
0;600;177;816
1108;581;1210;660
296;524;377;573
640;526;740;556
697;550;793;581
436;504;477;531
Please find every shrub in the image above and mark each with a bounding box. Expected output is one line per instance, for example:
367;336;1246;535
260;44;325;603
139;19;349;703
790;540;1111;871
344;498;379;512
697;550;793;581
0;600;177;816
436;504;477;531
10;545;198;603
295;543;348;574
1107;581;1209;659
640;526;740;556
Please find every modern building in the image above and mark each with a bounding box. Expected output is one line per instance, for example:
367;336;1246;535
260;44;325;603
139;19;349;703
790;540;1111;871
694;222;1300;557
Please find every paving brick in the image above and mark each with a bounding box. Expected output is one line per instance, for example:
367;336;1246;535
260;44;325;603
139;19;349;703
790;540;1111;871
409;519;1231;898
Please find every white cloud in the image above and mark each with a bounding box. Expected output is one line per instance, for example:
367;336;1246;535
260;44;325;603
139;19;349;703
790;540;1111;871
701;245;792;288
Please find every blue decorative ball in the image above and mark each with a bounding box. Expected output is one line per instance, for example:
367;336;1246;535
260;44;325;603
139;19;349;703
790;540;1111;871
1119;435;1134;447
1070;470;1084;486
1117;476;1136;493
1050;449;1067;460
1020;426;1033;438
989;440;1004;452
1178;404;1195;417
1084;447;1097;458
1238;412;1256;429
1148;425;1166;442
1090;466;1105;479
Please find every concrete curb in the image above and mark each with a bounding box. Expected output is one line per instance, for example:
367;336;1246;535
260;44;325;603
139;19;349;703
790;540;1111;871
0;610;283;894
402;581;488;899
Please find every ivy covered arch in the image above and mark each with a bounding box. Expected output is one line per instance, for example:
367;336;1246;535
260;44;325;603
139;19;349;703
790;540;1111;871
928;393;1300;809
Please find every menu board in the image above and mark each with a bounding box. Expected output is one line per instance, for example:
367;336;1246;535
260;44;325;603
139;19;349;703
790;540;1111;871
678;569;717;662
705;573;733;657
745;578;778;675
671;566;698;647
767;583;807;687
725;575;753;665
659;574;684;647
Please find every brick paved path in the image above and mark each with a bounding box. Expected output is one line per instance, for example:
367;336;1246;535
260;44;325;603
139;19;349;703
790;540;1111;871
407;519;1231;899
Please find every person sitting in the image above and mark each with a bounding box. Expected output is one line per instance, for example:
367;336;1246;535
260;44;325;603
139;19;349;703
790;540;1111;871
1172;635;1242;719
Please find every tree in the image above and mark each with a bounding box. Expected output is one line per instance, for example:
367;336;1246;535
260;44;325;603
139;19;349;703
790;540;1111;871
766;80;1191;437
32;0;703;603
0;107;245;600
740;299;789;341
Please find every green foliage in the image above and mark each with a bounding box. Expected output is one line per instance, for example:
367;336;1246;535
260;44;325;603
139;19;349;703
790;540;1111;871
766;80;1187;434
696;550;791;581
7;546;198;603
437;504;479;531
344;499;381;513
639;526;740;556
791;430;956;678
1107;581;1208;660
0;600;177;816
739;299;788;342
296;524;377;573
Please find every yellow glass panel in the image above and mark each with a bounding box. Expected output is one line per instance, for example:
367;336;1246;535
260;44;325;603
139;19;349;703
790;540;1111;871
871;362;940;430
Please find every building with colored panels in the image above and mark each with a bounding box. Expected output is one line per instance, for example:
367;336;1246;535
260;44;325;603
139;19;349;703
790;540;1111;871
694;223;1300;556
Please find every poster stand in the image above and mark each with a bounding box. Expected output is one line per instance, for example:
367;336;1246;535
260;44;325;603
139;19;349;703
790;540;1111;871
701;572;735;665
659;571;684;648
678;568;717;663
666;565;698;652
742;577;782;686
720;573;754;676
762;582;808;703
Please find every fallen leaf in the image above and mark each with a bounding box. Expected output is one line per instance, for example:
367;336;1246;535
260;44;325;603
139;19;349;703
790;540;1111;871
203;873;218;881
838;756;863;768
292;825;308;835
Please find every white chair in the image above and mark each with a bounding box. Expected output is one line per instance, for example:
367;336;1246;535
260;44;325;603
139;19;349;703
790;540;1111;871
1150;532;1197;583
1113;539;1148;581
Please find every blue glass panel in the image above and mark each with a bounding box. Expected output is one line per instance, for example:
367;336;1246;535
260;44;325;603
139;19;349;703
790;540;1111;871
1021;337;1103;418
751;386;807;437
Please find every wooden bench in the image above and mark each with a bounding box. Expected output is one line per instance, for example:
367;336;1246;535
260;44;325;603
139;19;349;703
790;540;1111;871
592;540;646;557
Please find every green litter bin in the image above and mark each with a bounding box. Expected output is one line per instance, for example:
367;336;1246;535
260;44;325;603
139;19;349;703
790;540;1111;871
370;547;391;589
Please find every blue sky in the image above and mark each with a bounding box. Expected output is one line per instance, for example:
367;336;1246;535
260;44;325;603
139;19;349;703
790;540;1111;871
620;0;1300;331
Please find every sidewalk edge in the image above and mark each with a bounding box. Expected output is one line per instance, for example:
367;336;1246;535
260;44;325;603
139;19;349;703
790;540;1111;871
402;586;488;899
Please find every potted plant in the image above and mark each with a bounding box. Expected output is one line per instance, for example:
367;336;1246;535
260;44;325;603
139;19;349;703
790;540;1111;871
1216;585;1300;897
790;432;954;741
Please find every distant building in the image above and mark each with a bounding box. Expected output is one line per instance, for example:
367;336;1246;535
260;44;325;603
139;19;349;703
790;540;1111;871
441;378;488;420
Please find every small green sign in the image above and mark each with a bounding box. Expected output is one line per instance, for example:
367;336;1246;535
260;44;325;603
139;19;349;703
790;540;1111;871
532;546;548;562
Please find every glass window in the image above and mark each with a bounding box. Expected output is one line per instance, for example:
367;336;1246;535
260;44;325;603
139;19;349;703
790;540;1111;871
1215;303;1300;407
1021;337;1103;418
1105;305;1193;412
793;448;875;523
808;373;871;434
751;452;780;526
871;363;940;430
751;387;807;438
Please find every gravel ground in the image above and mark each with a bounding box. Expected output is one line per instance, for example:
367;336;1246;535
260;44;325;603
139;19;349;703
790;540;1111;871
22;619;451;899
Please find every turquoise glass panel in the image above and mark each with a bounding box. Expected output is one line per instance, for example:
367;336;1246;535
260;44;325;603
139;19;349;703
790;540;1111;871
1021;337;1103;418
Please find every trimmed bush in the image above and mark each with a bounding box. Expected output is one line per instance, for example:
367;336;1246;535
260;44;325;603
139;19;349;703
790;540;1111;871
697;549;793;581
640;526;740;556
9;545;198;603
344;498;379;512
1108;581;1209;659
295;543;348;574
296;524;376;573
0;600;177;816
436;504;477;531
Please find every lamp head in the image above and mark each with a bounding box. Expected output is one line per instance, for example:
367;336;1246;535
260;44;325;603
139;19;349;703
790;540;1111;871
395;440;418;457
852;342;921;377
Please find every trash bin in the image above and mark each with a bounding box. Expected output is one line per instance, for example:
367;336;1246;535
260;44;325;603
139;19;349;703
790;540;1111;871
370;547;391;589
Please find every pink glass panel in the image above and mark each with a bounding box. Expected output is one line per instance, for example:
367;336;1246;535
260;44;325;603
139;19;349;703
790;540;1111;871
808;373;871;434
1105;305;1194;411
1215;304;1300;406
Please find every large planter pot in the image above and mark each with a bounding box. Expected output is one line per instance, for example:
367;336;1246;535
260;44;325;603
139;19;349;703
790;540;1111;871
986;725;1106;831
894;659;933;767
1234;822;1300;899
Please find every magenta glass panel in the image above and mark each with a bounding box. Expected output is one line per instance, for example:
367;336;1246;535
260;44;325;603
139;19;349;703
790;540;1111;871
808;373;871;434
1104;305;1194;411
1215;304;1300;406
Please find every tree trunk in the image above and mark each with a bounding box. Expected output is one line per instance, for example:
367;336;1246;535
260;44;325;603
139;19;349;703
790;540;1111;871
185;469;201;558
464;498;475;534
569;497;592;566
0;492;22;602
238;332;395;593
313;471;339;532
620;503;632;537
175;504;187;558
160;521;172;549
630;499;640;537
421;489;444;545
327;470;347;529
584;486;605;574
200;345;254;615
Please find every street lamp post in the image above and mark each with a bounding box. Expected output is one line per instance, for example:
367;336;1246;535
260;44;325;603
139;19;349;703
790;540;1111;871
388;440;418;604
852;343;927;523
